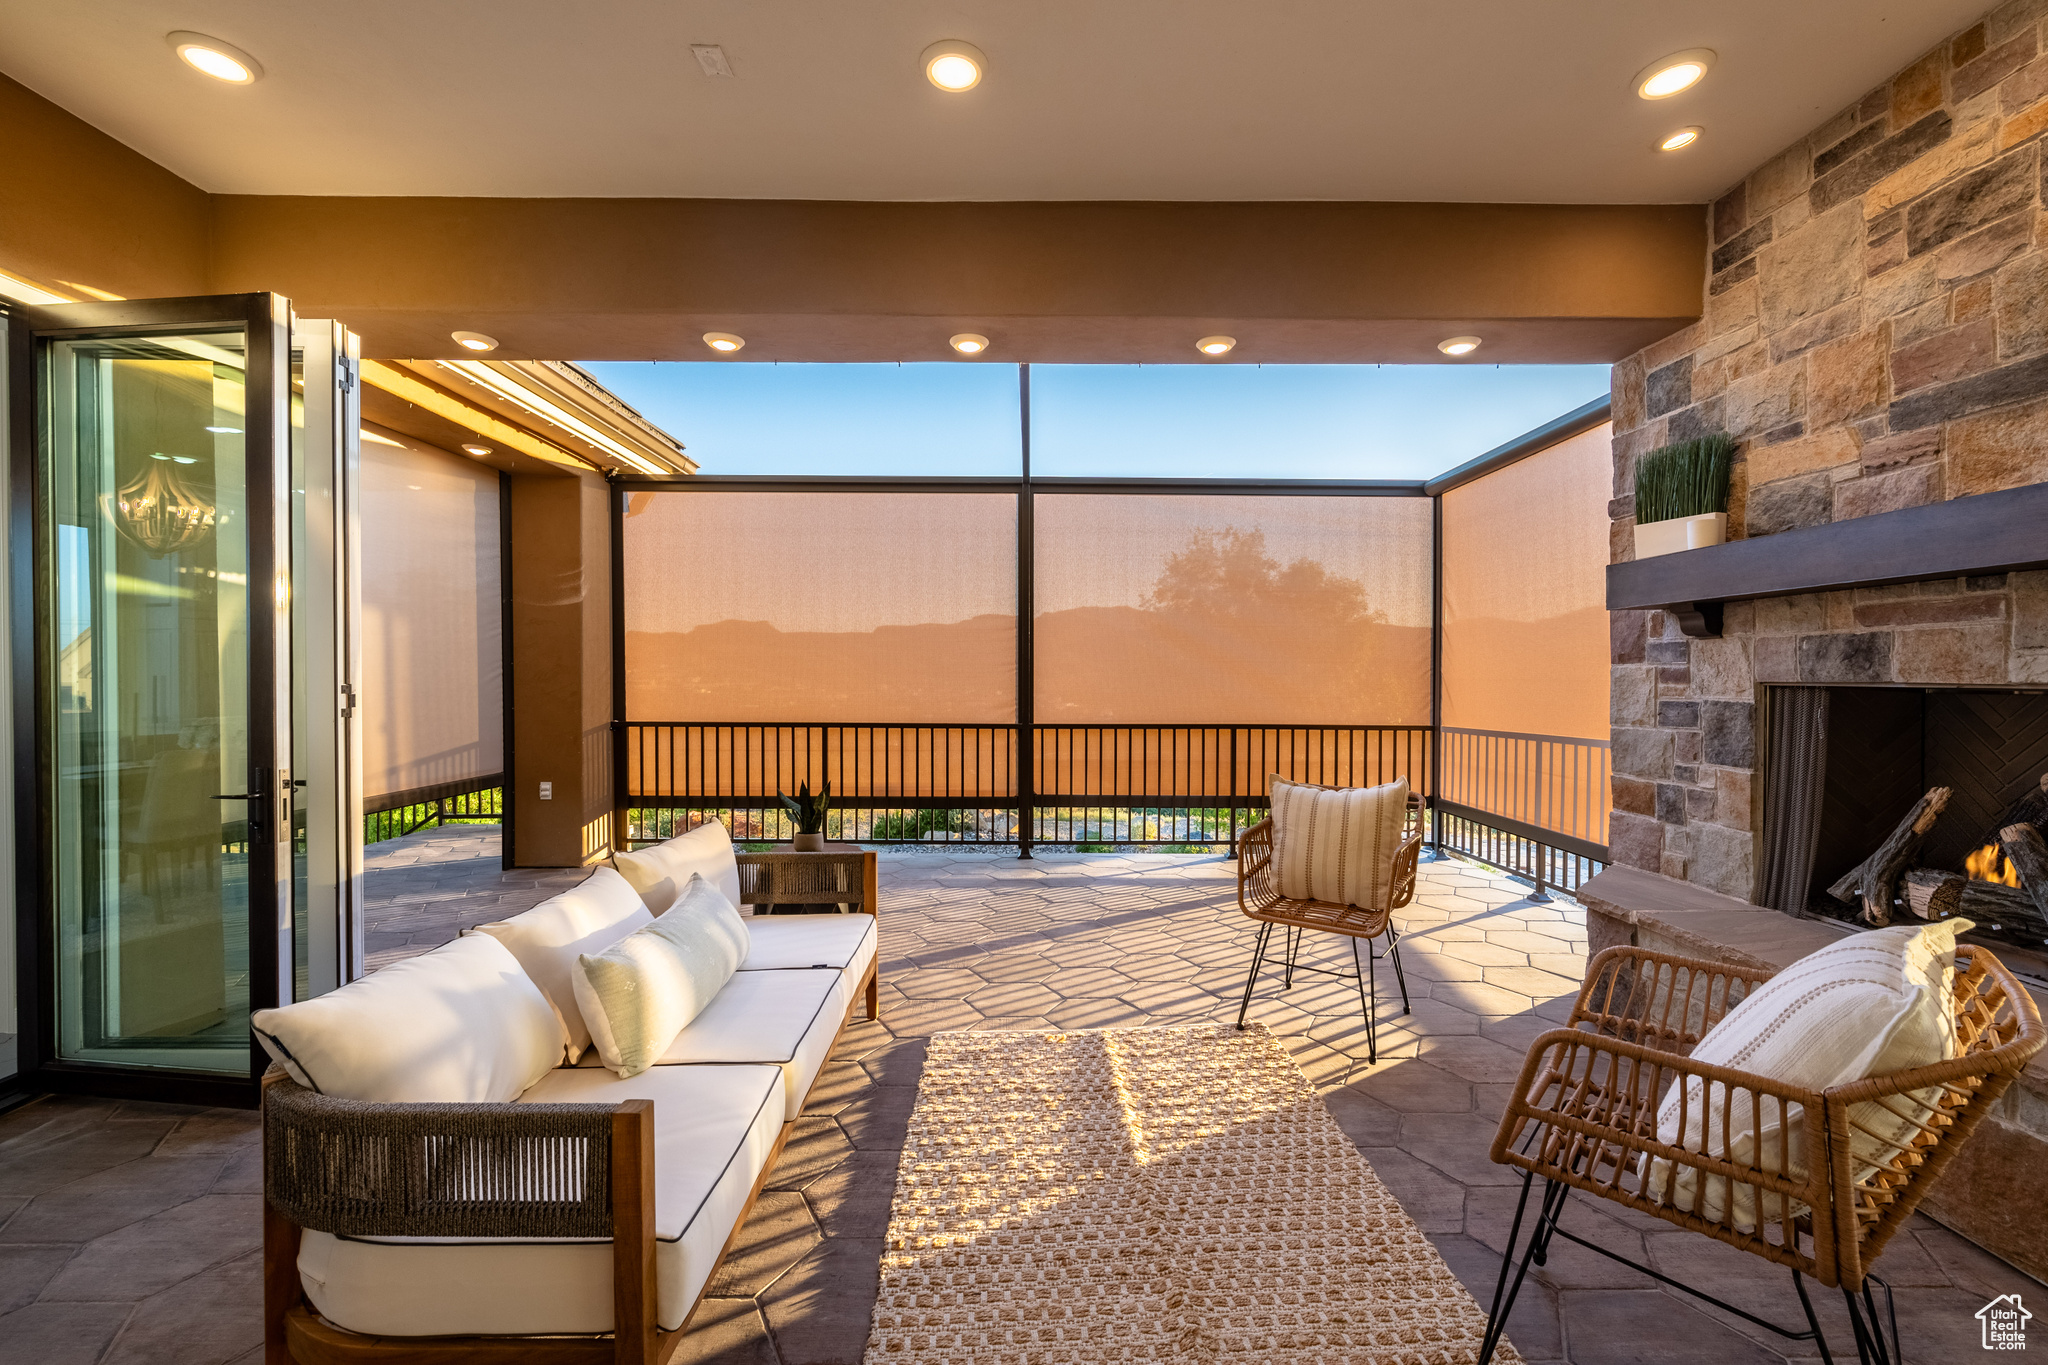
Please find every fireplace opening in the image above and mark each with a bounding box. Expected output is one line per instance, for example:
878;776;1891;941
1758;685;2048;959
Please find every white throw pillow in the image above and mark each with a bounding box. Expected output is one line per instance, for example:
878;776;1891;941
611;820;742;915
573;874;752;1078
251;934;561;1103
1650;918;1971;1230
470;866;653;1064
1268;775;1409;908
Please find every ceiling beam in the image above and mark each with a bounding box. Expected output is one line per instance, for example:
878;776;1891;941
212;196;1705;364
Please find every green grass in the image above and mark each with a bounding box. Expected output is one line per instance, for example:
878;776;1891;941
866;809;969;840
1635;433;1735;524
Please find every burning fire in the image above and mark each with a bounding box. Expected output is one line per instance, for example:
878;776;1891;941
1966;842;2022;888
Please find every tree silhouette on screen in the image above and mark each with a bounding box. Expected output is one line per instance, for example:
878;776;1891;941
1142;528;1387;629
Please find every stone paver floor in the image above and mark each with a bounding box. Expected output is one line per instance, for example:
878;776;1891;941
0;828;2033;1364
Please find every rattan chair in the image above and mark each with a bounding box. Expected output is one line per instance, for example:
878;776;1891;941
1480;942;2046;1365
1233;794;1424;1063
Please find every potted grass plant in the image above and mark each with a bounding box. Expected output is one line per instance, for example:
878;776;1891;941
1633;433;1735;559
778;779;832;852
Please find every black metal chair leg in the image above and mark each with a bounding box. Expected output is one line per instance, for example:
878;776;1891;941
1385;926;1411;1014
1790;1271;1834;1365
1235;922;1273;1030
1350;935;1377;1064
1283;925;1301;989
1841;1277;1897;1365
1480;1173;1565;1365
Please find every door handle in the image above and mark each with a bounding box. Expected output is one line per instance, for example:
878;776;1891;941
212;793;260;800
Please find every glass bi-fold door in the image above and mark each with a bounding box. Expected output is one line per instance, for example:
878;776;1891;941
18;294;360;1086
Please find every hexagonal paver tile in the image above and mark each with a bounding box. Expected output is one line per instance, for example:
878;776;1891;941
1044;997;1146;1030
1350;1059;1475;1112
1116;978;1219;1016
1438;940;1529;968
969;952;1057;982
1039;966;1134;998
1480;965;1580;999
965;980;1063;1015
894;968;986;999
767;1117;855;1191
879;998;984;1037
1415;1034;1531;1083
1430;979;1538;1016
704;1191;821;1296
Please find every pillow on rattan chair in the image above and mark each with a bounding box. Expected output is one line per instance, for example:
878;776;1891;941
1268;775;1410;908
1649;917;1971;1229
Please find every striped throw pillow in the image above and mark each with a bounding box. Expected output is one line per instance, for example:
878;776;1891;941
1268;776;1410;908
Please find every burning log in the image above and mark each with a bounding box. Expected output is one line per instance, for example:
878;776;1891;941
1899;868;2048;942
1827;786;1952;927
1957;882;2048;943
2000;822;2048;928
1903;868;1963;921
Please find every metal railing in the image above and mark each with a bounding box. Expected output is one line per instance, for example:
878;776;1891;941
620;721;1609;892
365;778;503;845
622;722;1431;850
1434;727;1610;895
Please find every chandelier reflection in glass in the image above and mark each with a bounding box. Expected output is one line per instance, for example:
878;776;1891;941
107;454;216;557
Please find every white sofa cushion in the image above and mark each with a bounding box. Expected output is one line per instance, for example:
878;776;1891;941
1651;918;1971;1229
574;875;752;1078
251;935;559;1103
612;820;741;914
470;866;652;1064
297;1062;783;1336
739;912;877;979
1268;775;1409;908
578;967;847;1121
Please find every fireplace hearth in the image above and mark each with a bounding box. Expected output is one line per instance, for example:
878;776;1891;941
1758;684;2048;952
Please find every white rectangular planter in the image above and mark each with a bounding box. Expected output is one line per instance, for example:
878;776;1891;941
1633;512;1727;559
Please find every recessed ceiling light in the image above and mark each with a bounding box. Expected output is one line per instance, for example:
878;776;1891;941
167;32;262;84
703;332;745;353
949;333;990;355
1196;335;1236;356
451;331;497;353
691;44;734;77
923;40;986;92
460;443;493;456
1659;126;1703;152
1635;49;1714;100
1438;336;1482;356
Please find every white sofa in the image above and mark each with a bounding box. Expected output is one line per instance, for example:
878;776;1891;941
258;825;879;1363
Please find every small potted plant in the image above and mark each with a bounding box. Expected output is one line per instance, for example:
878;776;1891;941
1633;433;1735;559
778;779;832;852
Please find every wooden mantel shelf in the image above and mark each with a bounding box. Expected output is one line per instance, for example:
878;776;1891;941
1606;481;2048;637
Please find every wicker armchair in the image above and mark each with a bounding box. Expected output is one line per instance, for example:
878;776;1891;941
1233;794;1424;1063
1479;942;2045;1365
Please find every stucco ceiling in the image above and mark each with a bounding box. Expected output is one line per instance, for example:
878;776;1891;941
0;0;1992;202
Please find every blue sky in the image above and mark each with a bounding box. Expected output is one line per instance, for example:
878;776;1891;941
580;362;1613;480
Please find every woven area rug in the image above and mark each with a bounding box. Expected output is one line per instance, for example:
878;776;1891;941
865;1023;1522;1363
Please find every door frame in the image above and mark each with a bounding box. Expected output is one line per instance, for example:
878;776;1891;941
7;293;292;1108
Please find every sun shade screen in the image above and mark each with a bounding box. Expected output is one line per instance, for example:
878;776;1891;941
359;442;503;800
623;492;1016;723
1438;422;1611;843
1033;495;1432;726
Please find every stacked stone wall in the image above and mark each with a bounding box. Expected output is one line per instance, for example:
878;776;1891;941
1609;0;2048;895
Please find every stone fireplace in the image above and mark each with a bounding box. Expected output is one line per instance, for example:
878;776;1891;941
1609;572;2048;915
1593;2;2048;1281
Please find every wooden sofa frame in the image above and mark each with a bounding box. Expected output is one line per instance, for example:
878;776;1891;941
264;849;880;1365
